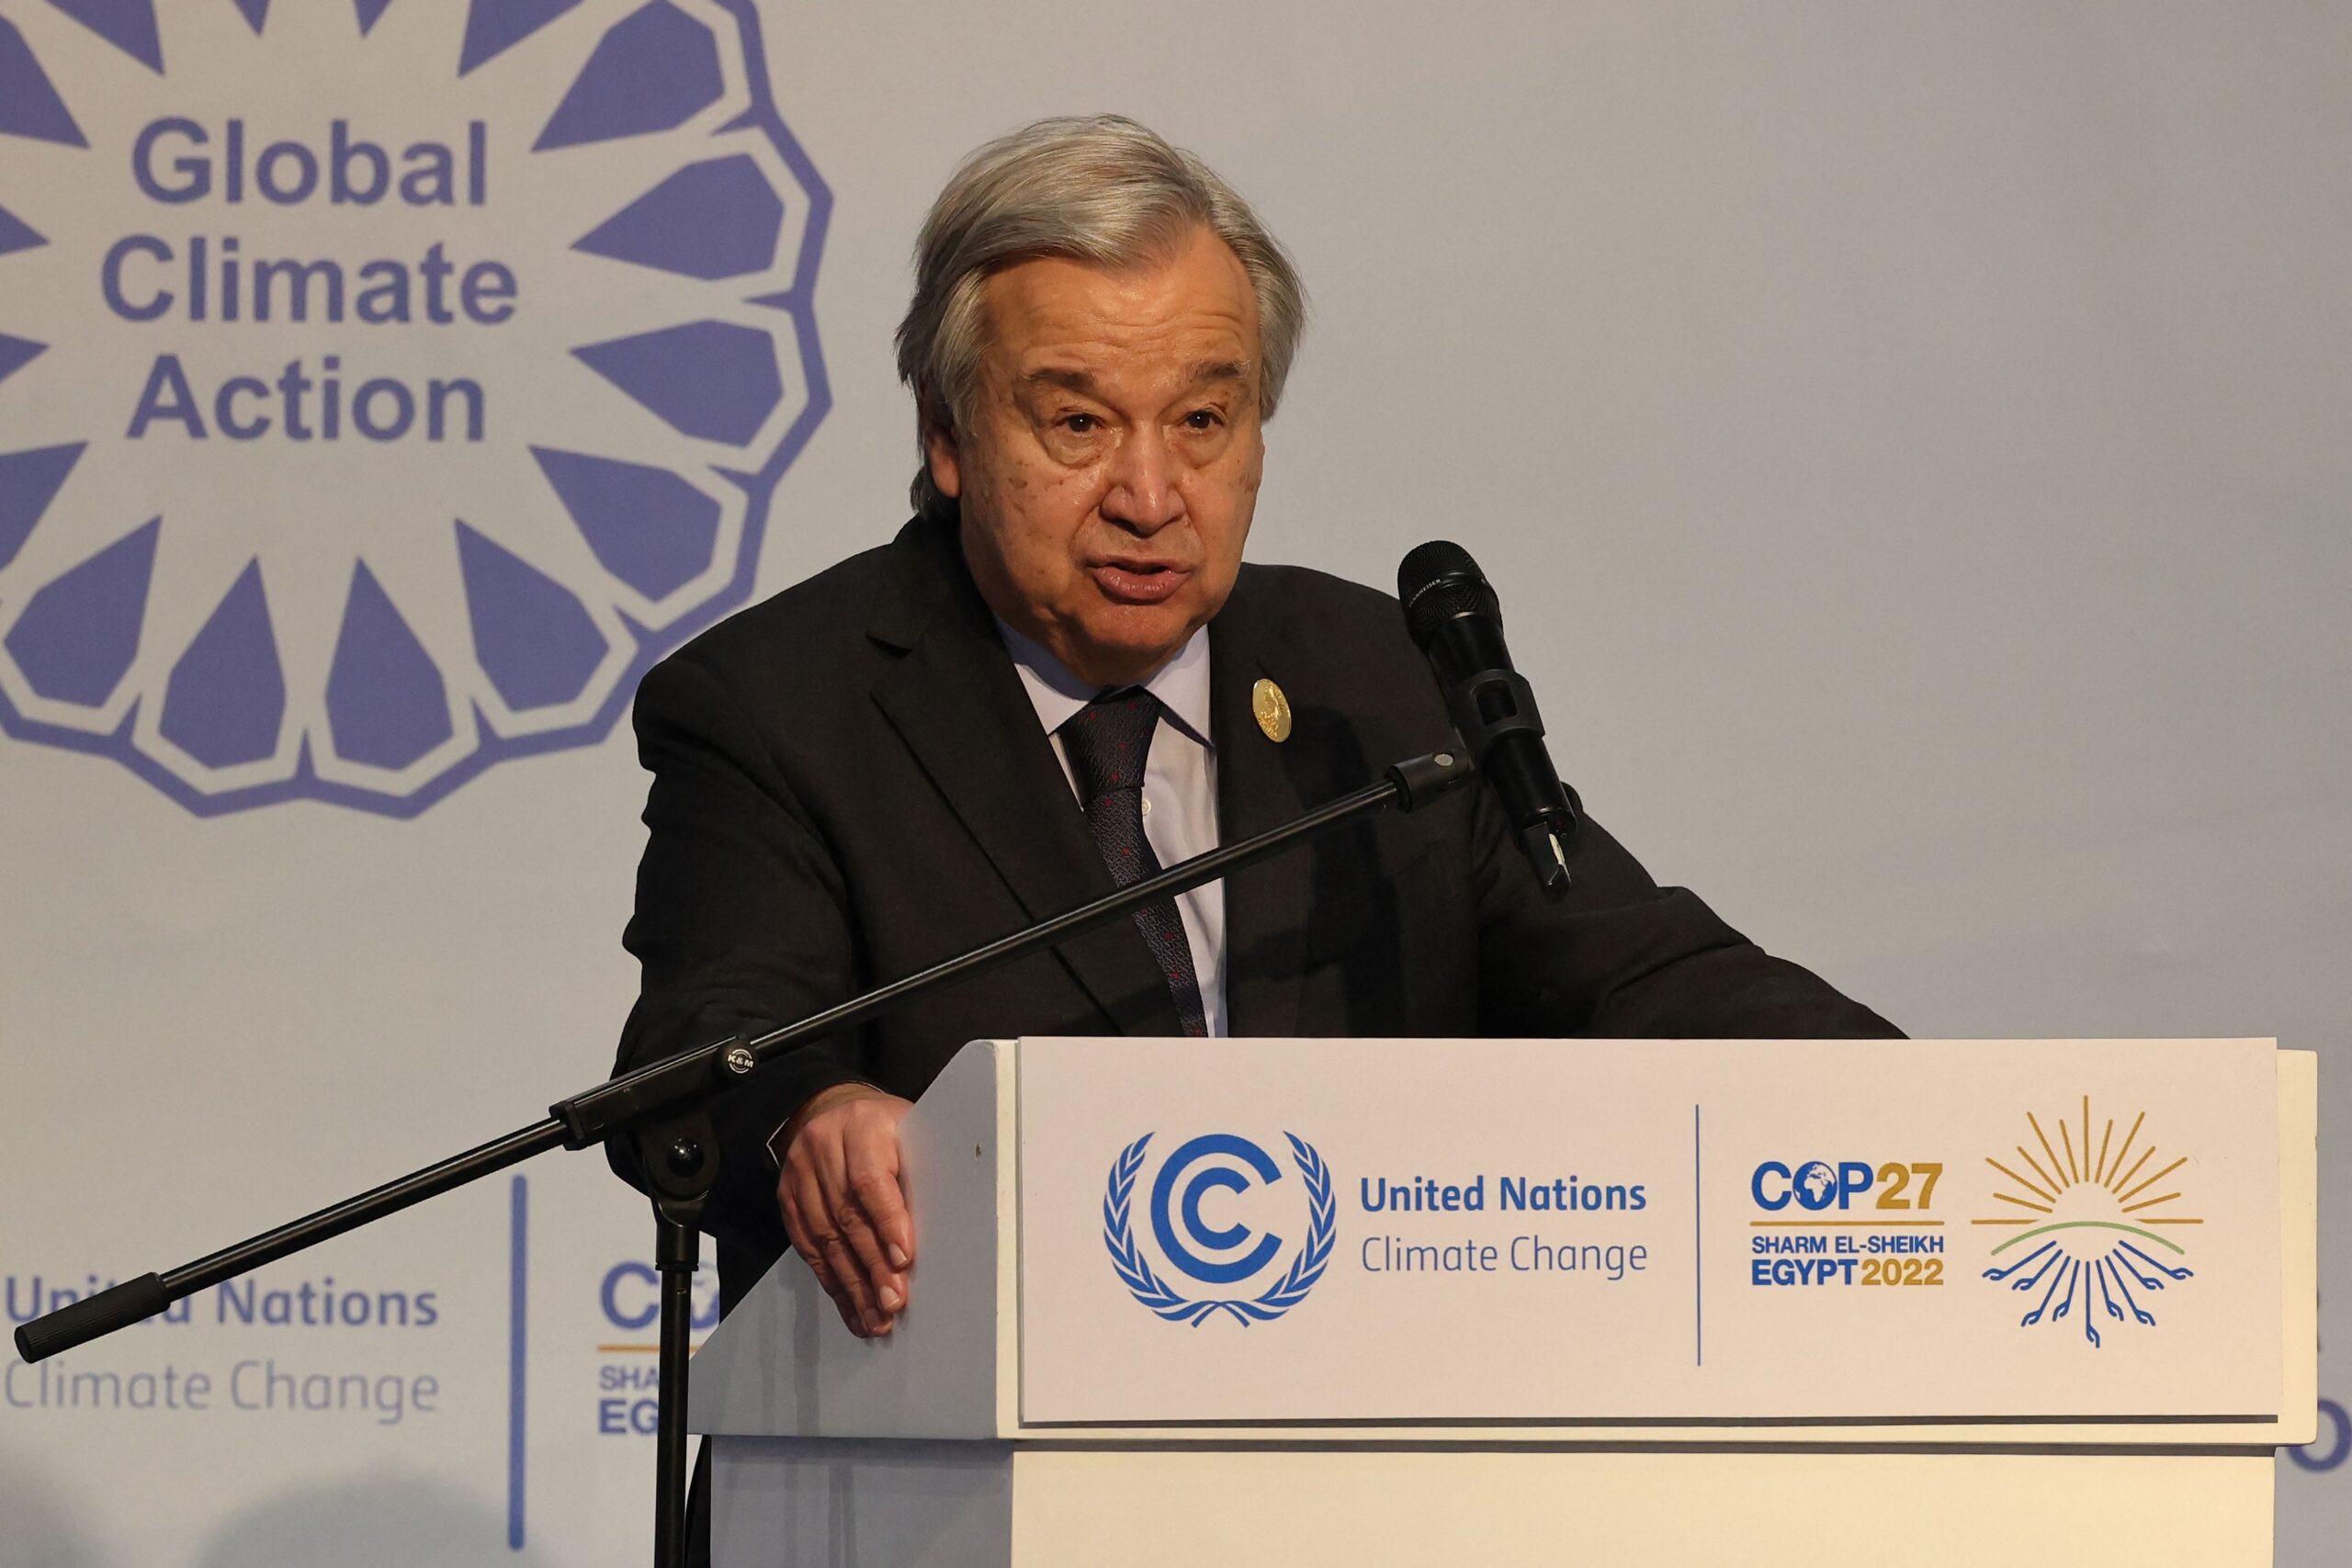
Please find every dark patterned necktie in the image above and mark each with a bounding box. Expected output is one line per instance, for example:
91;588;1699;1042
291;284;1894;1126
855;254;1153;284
1058;687;1209;1036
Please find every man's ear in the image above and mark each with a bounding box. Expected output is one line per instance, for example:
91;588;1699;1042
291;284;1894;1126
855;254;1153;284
922;414;963;501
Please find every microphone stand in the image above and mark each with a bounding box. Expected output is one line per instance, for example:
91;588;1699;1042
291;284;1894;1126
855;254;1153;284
15;747;1475;1568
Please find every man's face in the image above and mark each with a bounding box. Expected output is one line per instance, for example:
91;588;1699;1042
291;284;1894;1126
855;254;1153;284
926;224;1265;687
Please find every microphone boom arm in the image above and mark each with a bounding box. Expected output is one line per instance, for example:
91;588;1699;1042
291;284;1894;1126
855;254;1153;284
13;744;1476;1568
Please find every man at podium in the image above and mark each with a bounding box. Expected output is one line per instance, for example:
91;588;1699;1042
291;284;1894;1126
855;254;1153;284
608;115;1897;1355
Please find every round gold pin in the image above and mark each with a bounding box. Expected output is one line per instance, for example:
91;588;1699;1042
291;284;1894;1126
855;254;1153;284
1251;677;1293;743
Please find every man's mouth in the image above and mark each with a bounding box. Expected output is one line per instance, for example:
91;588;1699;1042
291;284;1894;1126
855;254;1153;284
1088;560;1193;604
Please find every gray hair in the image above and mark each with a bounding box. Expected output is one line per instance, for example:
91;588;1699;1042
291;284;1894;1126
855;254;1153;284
895;114;1307;513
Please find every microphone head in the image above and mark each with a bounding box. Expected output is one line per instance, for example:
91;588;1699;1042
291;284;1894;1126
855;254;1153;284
1397;540;1499;650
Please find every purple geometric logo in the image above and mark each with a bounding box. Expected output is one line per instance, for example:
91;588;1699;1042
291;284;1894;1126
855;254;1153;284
0;0;829;815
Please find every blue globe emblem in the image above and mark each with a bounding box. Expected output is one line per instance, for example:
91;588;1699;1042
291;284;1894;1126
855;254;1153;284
1102;1131;1337;1326
0;0;828;814
1794;1160;1838;1208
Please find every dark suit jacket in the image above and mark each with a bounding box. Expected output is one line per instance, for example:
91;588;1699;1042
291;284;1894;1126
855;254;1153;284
609;510;1899;1314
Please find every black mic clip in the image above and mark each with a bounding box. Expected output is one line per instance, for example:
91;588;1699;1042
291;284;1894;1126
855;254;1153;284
1439;665;1547;762
1440;666;1581;899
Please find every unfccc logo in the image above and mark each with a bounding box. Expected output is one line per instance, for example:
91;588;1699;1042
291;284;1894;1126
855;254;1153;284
0;0;828;814
1102;1132;1335;1325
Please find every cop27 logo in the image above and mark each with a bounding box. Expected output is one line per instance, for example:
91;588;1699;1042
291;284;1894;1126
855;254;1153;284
0;0;828;814
1102;1132;1335;1325
1973;1098;2201;1348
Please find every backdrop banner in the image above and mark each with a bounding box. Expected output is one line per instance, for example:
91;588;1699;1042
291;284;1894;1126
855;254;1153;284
1;2;2342;1562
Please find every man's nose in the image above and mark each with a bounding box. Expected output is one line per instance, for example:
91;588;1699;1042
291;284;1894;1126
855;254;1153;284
1101;427;1185;534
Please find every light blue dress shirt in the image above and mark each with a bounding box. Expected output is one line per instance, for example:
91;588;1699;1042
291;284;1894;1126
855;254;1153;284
998;621;1227;1038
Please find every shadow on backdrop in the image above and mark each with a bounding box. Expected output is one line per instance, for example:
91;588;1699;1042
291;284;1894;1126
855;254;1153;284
0;1453;103;1568
195;1473;554;1568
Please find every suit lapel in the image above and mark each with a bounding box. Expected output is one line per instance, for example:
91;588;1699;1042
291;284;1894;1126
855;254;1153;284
867;517;1183;1036
1210;573;1315;1039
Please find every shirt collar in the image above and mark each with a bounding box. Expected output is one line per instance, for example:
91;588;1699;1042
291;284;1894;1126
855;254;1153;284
998;619;1215;748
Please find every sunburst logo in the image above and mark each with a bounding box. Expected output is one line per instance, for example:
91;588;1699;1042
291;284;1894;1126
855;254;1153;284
1973;1097;2200;1348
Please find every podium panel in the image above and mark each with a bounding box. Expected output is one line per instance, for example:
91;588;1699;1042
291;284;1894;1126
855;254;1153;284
711;1443;2273;1568
693;1039;2317;1566
1019;1036;2281;1427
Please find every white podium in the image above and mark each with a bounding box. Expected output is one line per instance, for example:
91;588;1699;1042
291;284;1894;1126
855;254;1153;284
692;1037;2317;1567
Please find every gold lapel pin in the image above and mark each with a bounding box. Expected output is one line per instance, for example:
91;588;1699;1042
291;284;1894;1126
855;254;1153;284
1251;677;1293;743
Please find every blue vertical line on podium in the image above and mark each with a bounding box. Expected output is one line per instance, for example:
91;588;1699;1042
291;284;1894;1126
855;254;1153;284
1693;1104;1702;1367
509;1176;528;1551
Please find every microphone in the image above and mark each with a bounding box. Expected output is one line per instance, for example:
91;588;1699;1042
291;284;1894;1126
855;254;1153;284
1397;541;1581;898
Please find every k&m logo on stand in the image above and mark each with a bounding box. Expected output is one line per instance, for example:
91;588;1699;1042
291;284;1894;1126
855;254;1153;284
1102;1132;1335;1326
1973;1097;2200;1348
0;0;828;814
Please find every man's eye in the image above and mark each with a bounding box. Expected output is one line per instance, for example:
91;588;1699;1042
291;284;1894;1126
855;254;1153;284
1183;409;1222;430
1060;413;1100;434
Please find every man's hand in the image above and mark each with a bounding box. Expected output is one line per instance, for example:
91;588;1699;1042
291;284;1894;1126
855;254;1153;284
775;1083;916;1337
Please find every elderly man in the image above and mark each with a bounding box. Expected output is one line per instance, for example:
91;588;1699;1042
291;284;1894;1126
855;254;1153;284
608;115;1897;1350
